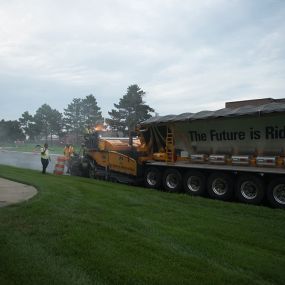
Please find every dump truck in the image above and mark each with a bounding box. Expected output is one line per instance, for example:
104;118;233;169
71;101;285;209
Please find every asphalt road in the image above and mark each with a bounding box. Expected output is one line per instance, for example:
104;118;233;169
0;149;60;173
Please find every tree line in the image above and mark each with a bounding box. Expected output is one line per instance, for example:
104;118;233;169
0;84;154;144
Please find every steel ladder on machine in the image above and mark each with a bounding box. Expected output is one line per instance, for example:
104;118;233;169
165;127;175;162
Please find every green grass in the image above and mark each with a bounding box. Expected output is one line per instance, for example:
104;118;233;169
0;165;284;285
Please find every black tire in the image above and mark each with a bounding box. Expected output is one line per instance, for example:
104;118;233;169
163;168;182;193
207;172;234;201
79;157;91;177
70;161;83;176
81;164;90;178
87;160;99;179
236;174;264;205
89;167;96;179
144;167;162;189
267;178;285;209
183;170;206;196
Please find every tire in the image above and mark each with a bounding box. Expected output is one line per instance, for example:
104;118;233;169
267;178;285;209
163;168;182;193
236;174;264;205
70;161;83;176
80;158;91;177
89;167;96;179
183;170;206;196
207;172;234;201
144;167;161;189
89;160;99;179
81;164;90;178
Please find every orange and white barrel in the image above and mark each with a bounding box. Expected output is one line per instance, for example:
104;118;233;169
53;156;66;175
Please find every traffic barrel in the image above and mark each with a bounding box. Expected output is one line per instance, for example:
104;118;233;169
53;156;66;175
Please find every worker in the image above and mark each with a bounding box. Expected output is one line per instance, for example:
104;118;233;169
40;143;51;174
63;144;74;173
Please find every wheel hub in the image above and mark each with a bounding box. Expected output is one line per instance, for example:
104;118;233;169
166;174;178;189
273;184;285;205
241;181;258;200
187;177;200;192
147;172;157;186
212;178;227;195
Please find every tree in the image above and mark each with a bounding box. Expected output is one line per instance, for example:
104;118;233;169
64;98;85;143
34;104;53;141
49;109;63;142
106;84;154;135
82;94;103;128
64;95;103;143
19;111;40;141
34;104;63;143
0;120;25;143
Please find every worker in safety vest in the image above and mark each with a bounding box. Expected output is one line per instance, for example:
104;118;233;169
63;144;74;173
40;143;51;174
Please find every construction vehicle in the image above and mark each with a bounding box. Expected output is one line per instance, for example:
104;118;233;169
70;100;285;209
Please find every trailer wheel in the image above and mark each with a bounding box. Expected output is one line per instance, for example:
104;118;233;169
183;170;206;196
236;174;264;205
163;169;182;193
207;172;233;201
267;178;285;209
144;167;161;189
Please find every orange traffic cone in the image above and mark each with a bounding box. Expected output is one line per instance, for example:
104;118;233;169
53;156;66;175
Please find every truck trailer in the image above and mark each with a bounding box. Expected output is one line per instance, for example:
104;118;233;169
71;102;285;209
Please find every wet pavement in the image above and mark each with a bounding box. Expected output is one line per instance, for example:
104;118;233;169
0;149;59;173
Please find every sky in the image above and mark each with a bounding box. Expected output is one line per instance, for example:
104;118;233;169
1;0;285;120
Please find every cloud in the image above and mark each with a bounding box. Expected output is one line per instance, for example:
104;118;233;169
0;0;285;120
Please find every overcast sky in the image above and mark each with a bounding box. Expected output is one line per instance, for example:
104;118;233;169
1;0;285;120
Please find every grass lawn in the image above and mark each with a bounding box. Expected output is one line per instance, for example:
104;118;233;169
0;165;284;285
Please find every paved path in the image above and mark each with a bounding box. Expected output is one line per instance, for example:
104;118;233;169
0;178;37;207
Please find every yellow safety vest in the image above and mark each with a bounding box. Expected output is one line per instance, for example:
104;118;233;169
64;146;74;159
41;148;50;160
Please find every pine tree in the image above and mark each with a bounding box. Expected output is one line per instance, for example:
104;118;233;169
106;85;154;135
82;94;103;128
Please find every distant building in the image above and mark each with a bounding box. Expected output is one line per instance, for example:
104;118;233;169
226;98;285;108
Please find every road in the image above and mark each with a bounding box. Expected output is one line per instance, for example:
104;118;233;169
0;149;61;173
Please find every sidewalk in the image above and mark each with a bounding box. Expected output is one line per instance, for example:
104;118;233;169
0;178;37;207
